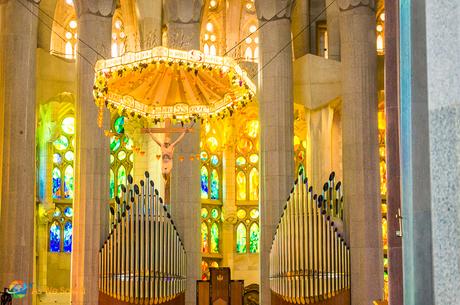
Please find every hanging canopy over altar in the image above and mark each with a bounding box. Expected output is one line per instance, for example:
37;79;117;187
93;46;257;125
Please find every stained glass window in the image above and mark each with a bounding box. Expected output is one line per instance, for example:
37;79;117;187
111;12;126;58
210;169;219;200
201;127;222;201
210;223;219;253
63;221;72;252
49;221;61;252
49;204;74;253
249;223;259;253
64;165;74;199
242;23;259;62
201;166;209;199
202;21;218;56
237;171;246;200
249;168;259;200
201;222;209;254
236;120;259;203
52;168;62;199
236;223;247;253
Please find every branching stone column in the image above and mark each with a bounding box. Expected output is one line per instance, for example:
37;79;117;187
164;1;203;304
71;1;115;304
255;1;294;303
291;0;309;59
0;1;38;304
339;0;383;304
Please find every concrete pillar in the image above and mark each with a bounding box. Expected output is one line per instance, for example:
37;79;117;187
384;1;403;304
71;1;115;304
425;1;460;304
255;1;294;303
325;0;340;61
338;0;383;304
291;0;309;59
164;2;203;304
0;1;38;304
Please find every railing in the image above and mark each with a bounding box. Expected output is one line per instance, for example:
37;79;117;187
269;171;350;303
99;172;187;304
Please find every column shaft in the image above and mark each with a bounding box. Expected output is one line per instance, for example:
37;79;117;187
72;12;111;305
291;0;309;59
340;5;383;305
326;0;340;61
0;2;38;304
258;18;294;305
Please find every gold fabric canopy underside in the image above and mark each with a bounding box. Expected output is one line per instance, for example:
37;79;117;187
94;47;256;121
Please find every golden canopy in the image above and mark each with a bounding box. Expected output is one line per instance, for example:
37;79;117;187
94;47;256;124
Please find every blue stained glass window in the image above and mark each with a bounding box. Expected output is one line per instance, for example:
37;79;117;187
63;221;72;252
50;222;61;252
64;207;73;217
210;169;219;199
210;155;219;166
201;166;209;199
52;168;61;199
64;165;74;199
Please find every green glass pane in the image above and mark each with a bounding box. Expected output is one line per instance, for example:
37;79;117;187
61;117;75;135
249;209;259;219
53;135;69;150
118;151;126;161
201;222;209;254
64;165;74;199
117;166;127;197
210;169;219;200
110;170;115;199
210;223;219;253
236;157;246;167
53;153;62;164
114;116;125;134
110;155;115;164
201;166;209;199
211;208;219;219
201;208;209;218
124;137;133;150
236;223;247;253
110;137;121;152
65;151;74;161
249;223;260;253
210;155;219;166
200;151;208;161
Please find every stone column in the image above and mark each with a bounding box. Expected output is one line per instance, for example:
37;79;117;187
0;1;38;304
325;0;340;61
71;1;114;304
426;1;460;304
164;2;203;304
255;1;294;303
291;0;309;59
339;0;383;304
384;0;403;304
222;139;237;269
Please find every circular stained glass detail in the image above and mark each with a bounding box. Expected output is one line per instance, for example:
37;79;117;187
250;209;259;219
65;151;74;161
124;137;133;150
237;209;246;219
249;154;258;164
118;151;126;161
210;261;219;268
244;120;259;138
110;155;114;163
53;153;62;164
129;153;134;162
211;209;219;219
61;117;75;134
64;207;73;217
110;137;121;152
210;155;219;166
237;138;253;155
53;135;69;150
206;137;218;152
53;208;61;217
236;157;246;167
201;208;208;218
201;151;208;161
114;116;125;134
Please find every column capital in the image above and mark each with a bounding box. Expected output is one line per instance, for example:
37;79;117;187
255;0;293;21
338;0;375;11
163;0;204;24
74;0;116;18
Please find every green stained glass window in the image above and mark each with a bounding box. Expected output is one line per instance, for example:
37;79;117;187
249;209;259;219
236;223;247;253
201;208;208;218
110;137;121;152
211;208;219;219
118;151;126;161
249;168;259;200
61;117;75;135
201;166;209;199
64;165;74;199
201;222;209;253
114;116;125;134
236;156;246;167
125;138;133;150
249;223;260;253
110;155;115;164
110;170;115;199
210;169;219;199
117;165;127;197
53;135;69;150
64;151;74;161
210;223;219;253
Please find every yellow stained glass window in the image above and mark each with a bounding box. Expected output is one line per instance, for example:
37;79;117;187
237;171;247;200
244;120;259;138
207;137;218;152
249;168;259;200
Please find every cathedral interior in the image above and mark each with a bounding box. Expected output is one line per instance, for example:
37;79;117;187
0;0;458;305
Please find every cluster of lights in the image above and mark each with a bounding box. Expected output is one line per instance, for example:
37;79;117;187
64;19;77;59
377;12;385;54
245;0;255;13
209;0;218;10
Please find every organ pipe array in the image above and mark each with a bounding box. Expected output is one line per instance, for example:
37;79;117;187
269;171;350;303
99;172;187;303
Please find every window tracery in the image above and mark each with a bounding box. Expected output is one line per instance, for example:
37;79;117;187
243;24;259;62
51;0;78;60
111;11;127;58
202;21;218;56
235;207;260;253
49;206;73;253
